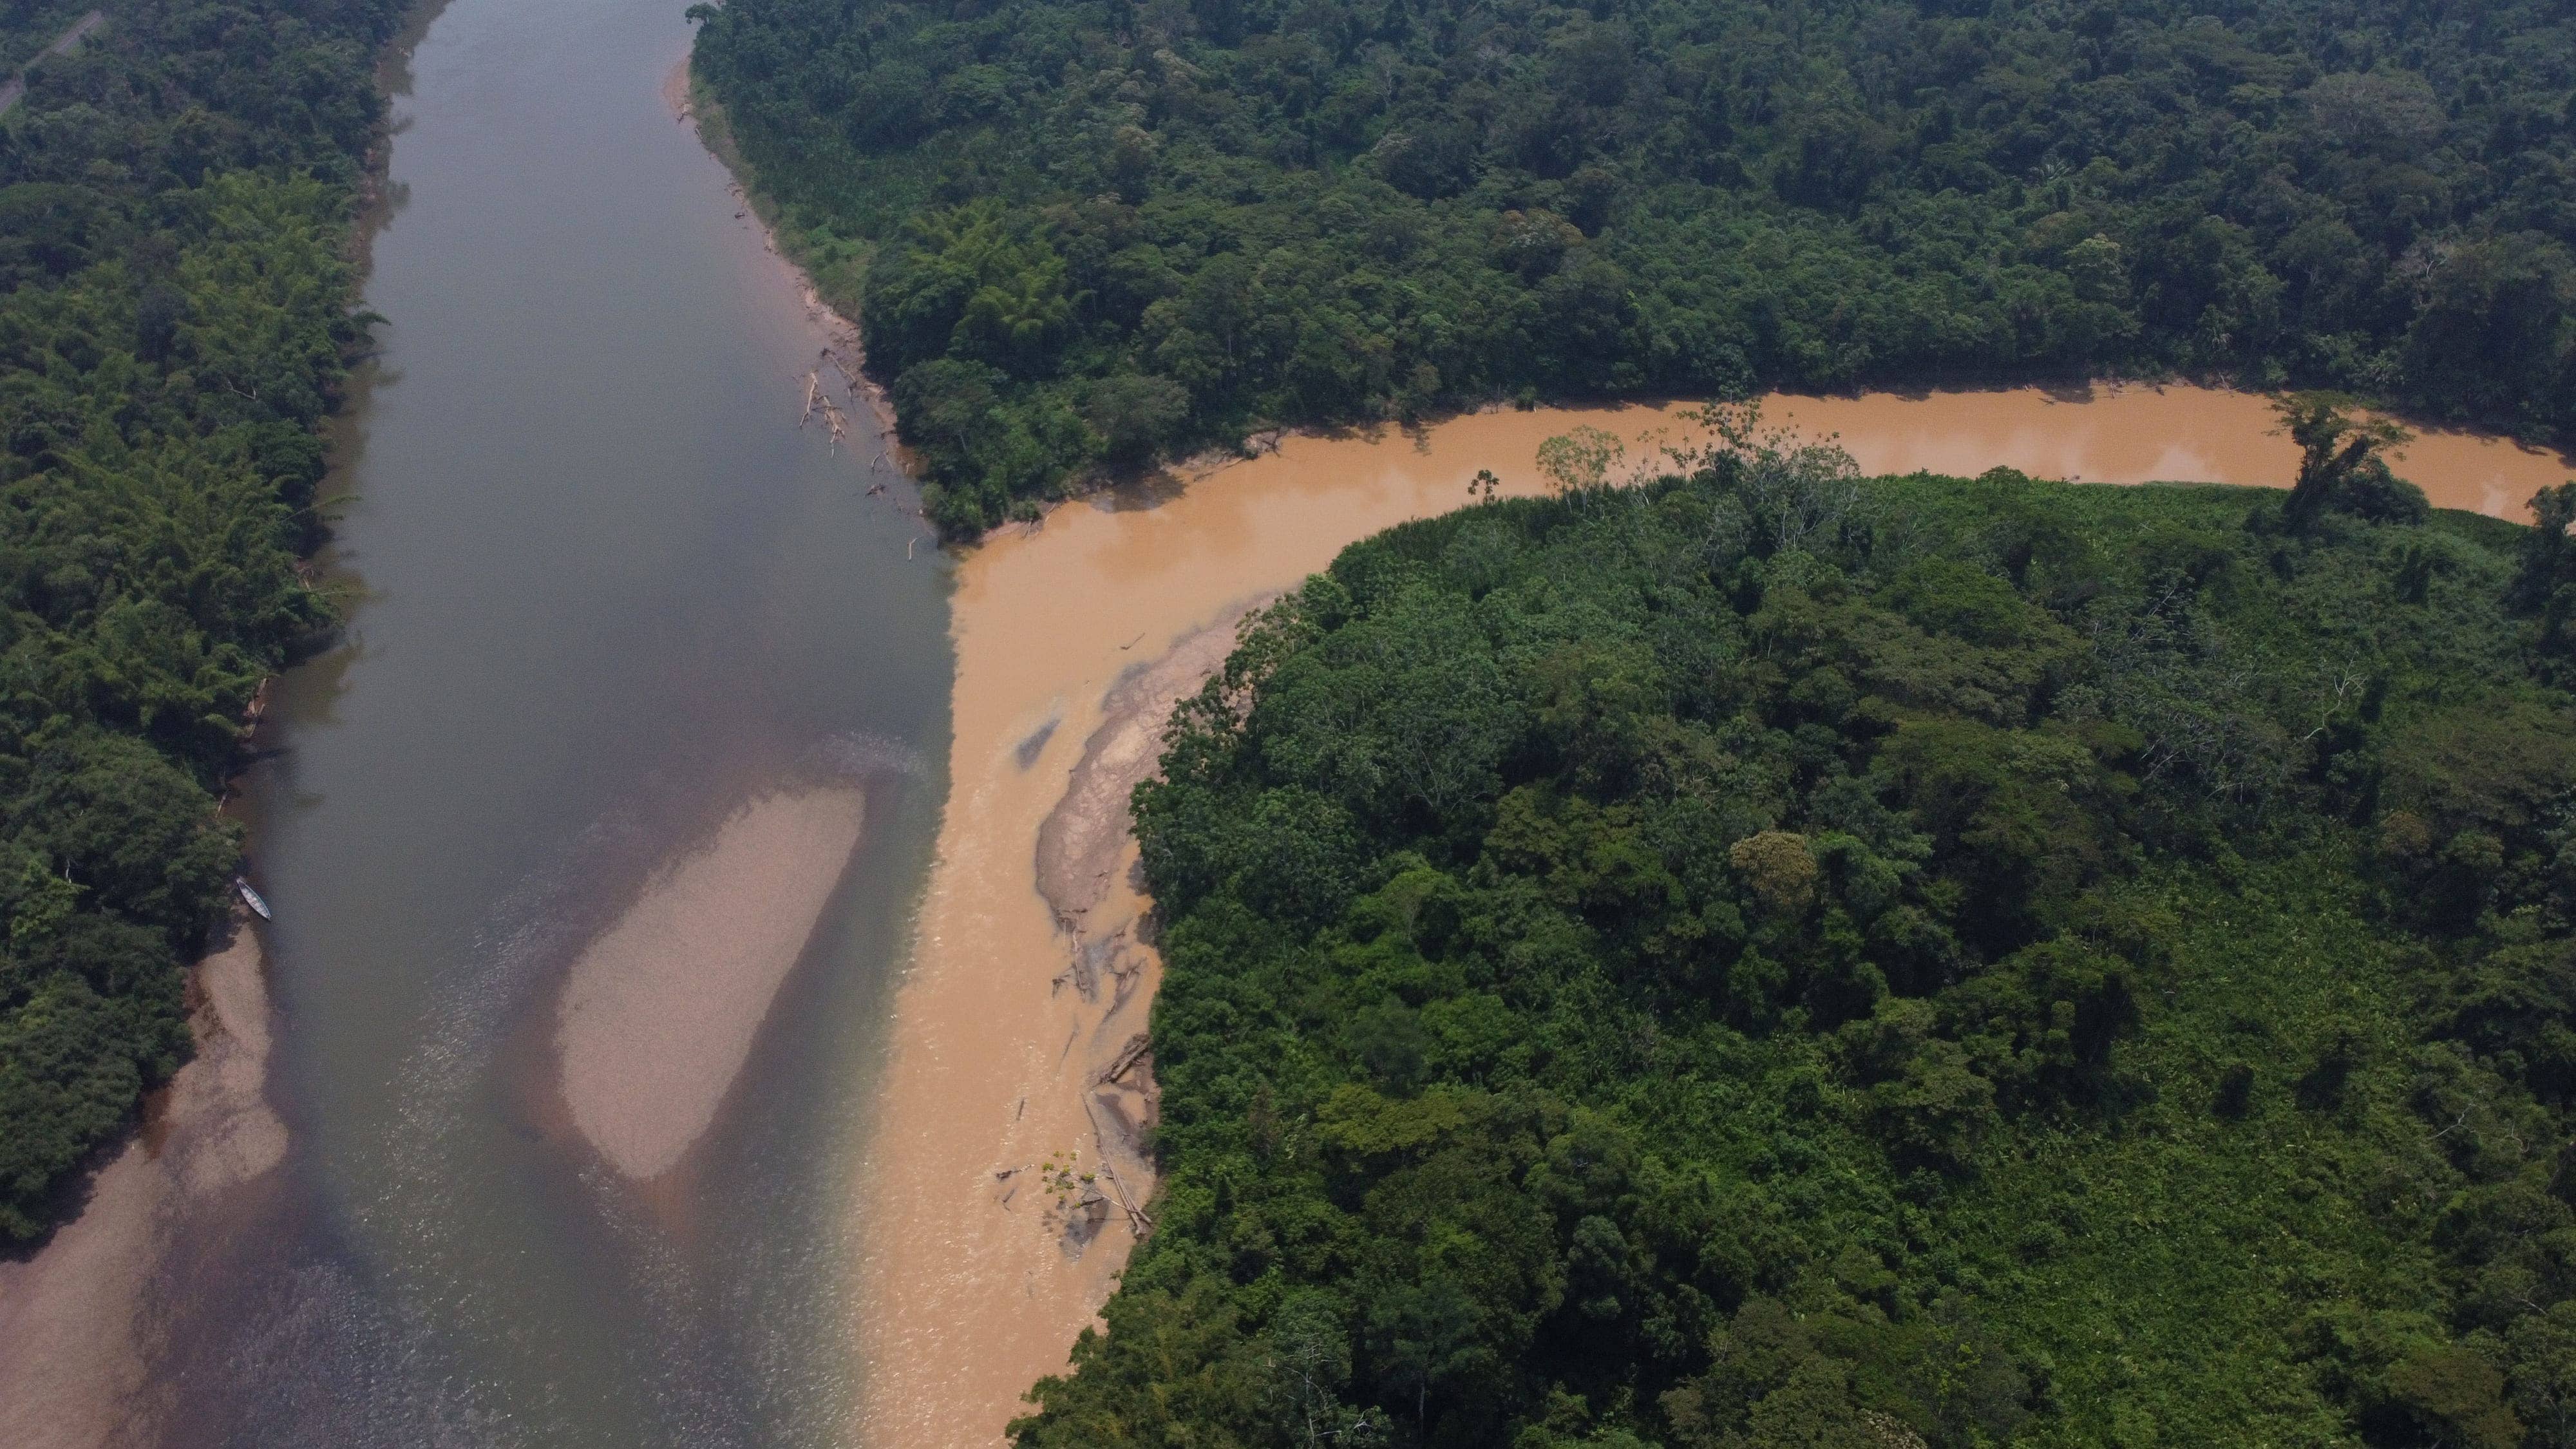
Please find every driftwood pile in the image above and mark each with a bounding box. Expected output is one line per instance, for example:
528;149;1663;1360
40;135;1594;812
797;365;850;452
797;344;883;455
1083;1031;1157;1236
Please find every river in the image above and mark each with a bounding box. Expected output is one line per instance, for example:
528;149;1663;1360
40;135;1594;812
200;0;957;1438
0;0;949;1441
2;0;2573;1441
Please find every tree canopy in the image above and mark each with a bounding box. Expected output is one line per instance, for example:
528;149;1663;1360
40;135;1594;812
1007;418;2576;1446
0;0;403;1242
689;0;2576;534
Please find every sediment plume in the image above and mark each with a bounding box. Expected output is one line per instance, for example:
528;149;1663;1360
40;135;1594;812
844;384;2570;1449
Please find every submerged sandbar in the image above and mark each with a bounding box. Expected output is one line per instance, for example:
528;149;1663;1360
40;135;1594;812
556;787;866;1181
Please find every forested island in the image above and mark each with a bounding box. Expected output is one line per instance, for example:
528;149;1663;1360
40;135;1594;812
998;413;2576;1446
689;0;2576;535
0;0;399;1242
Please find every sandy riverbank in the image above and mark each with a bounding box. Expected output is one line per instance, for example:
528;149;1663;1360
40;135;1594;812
668;58;902;456
0;922;285;1449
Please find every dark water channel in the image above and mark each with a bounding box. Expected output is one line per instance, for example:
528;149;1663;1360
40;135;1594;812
165;0;948;1439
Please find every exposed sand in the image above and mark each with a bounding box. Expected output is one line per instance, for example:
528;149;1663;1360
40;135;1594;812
847;381;2568;1449
1028;599;1274;1204
0;924;286;1449
556;787;867;1180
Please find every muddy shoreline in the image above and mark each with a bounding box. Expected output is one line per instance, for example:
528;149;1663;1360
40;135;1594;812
0;923;285;1448
1027;600;1276;1217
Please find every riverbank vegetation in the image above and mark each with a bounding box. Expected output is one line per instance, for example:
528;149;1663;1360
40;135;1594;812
689;0;2576;535
1006;410;2576;1445
0;0;403;1243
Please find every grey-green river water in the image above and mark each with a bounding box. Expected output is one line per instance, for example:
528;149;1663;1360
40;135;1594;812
166;0;947;1439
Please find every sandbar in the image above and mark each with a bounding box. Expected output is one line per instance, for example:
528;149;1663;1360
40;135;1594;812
556;787;866;1180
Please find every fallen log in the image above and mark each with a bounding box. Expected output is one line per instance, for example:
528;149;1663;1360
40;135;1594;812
1098;1032;1151;1088
1081;1095;1156;1235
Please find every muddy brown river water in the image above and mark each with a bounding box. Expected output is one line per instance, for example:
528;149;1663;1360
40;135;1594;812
1761;383;2568;518
0;0;2568;1439
858;389;2573;1447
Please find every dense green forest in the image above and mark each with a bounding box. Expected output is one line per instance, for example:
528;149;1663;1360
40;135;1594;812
0;0;401;1242
689;0;2576;534
1006;413;2576;1446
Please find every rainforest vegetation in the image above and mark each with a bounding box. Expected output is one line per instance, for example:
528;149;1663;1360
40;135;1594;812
1004;412;2576;1446
689;0;2576;535
0;0;401;1242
